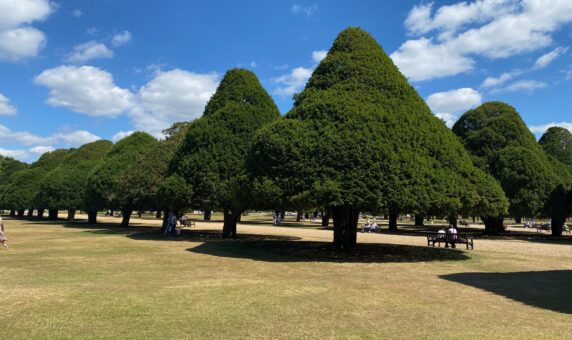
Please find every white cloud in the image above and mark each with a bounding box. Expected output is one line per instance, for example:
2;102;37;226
0;0;53;30
534;46;569;69
481;72;516;88
86;27;98;37
0;124;101;146
29;145;54;154
491;79;547;93
249;61;257;68
0;0;53;62
529;122;572;134
65;41;114;64
393;0;572;81
132;69;219;134
111;130;135;143
391;38;474;81
0;124;45;145
0;27;46;62
72;9;83;18
272;66;313;97
427;88;482;127
34;65;134;117
0;93;16;115
51;130;100;145
312;50;327;63
111;31;132;47
291;4;318;16
0;148;30;159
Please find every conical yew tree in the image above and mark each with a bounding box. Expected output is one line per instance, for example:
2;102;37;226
37;140;113;222
86;132;158;227
171;68;280;238
249;27;507;249
453;102;563;234
1;149;72;219
540;127;572;168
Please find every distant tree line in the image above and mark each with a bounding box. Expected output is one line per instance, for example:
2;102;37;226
1;28;571;249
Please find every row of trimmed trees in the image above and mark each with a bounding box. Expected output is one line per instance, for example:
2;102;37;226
1;27;571;249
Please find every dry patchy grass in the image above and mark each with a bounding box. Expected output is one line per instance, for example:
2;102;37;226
0;215;571;339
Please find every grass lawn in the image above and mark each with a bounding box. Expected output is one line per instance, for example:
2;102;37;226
1;215;571;339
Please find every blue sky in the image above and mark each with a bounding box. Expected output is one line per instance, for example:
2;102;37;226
1;0;571;162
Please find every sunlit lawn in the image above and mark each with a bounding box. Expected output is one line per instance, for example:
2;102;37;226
1;215;571;339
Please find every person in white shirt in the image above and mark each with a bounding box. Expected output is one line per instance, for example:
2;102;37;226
0;215;8;249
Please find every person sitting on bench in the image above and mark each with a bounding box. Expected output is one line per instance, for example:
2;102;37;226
370;221;379;232
362;220;372;232
446;224;458;248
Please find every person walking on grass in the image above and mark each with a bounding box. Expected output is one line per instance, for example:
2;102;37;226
167;211;178;237
0;215;8;250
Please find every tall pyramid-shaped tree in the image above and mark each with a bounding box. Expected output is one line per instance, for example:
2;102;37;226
171;69;280;238
37;140;113;222
453;102;565;233
249;28;507;249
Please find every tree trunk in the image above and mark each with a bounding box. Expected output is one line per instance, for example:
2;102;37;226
159;209;169;233
237;213;242;222
9;209;15;217
551;215;566;237
332;206;359;250
48;209;58;220
321;209;330;227
414;214;424;226
222;208;241;238
120;209;133;227
515;215;522;224
27;208;33;217
280;209;286;222
448;214;458;227
17;209;24;217
38;209;45;218
67;208;76;222
482;216;504;234
138;211;142;218
88;210;97;224
388;212;398;232
203;210;211;221
472;216;476;223
155;210;162;219
296;211;302;222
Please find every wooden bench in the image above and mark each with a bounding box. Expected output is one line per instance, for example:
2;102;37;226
427;232;474;250
178;217;195;228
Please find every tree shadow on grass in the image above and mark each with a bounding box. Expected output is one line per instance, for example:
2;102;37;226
187;239;470;263
440;270;572;314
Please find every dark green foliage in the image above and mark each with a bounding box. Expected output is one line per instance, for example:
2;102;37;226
249;27;507;248
36;140;113;214
491;146;559;218
0;156;27;209
539;127;572;167
452;102;540;168
171;68;280;237
1;149;72;212
86;132;158;226
155;174;193;215
453;102;565;233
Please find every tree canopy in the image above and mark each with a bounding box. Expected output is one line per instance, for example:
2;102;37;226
539;127;572;168
36;140;113;220
249;27;507;248
86;132;158;226
171;68;280;237
452;102;564;233
1;149;72;217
